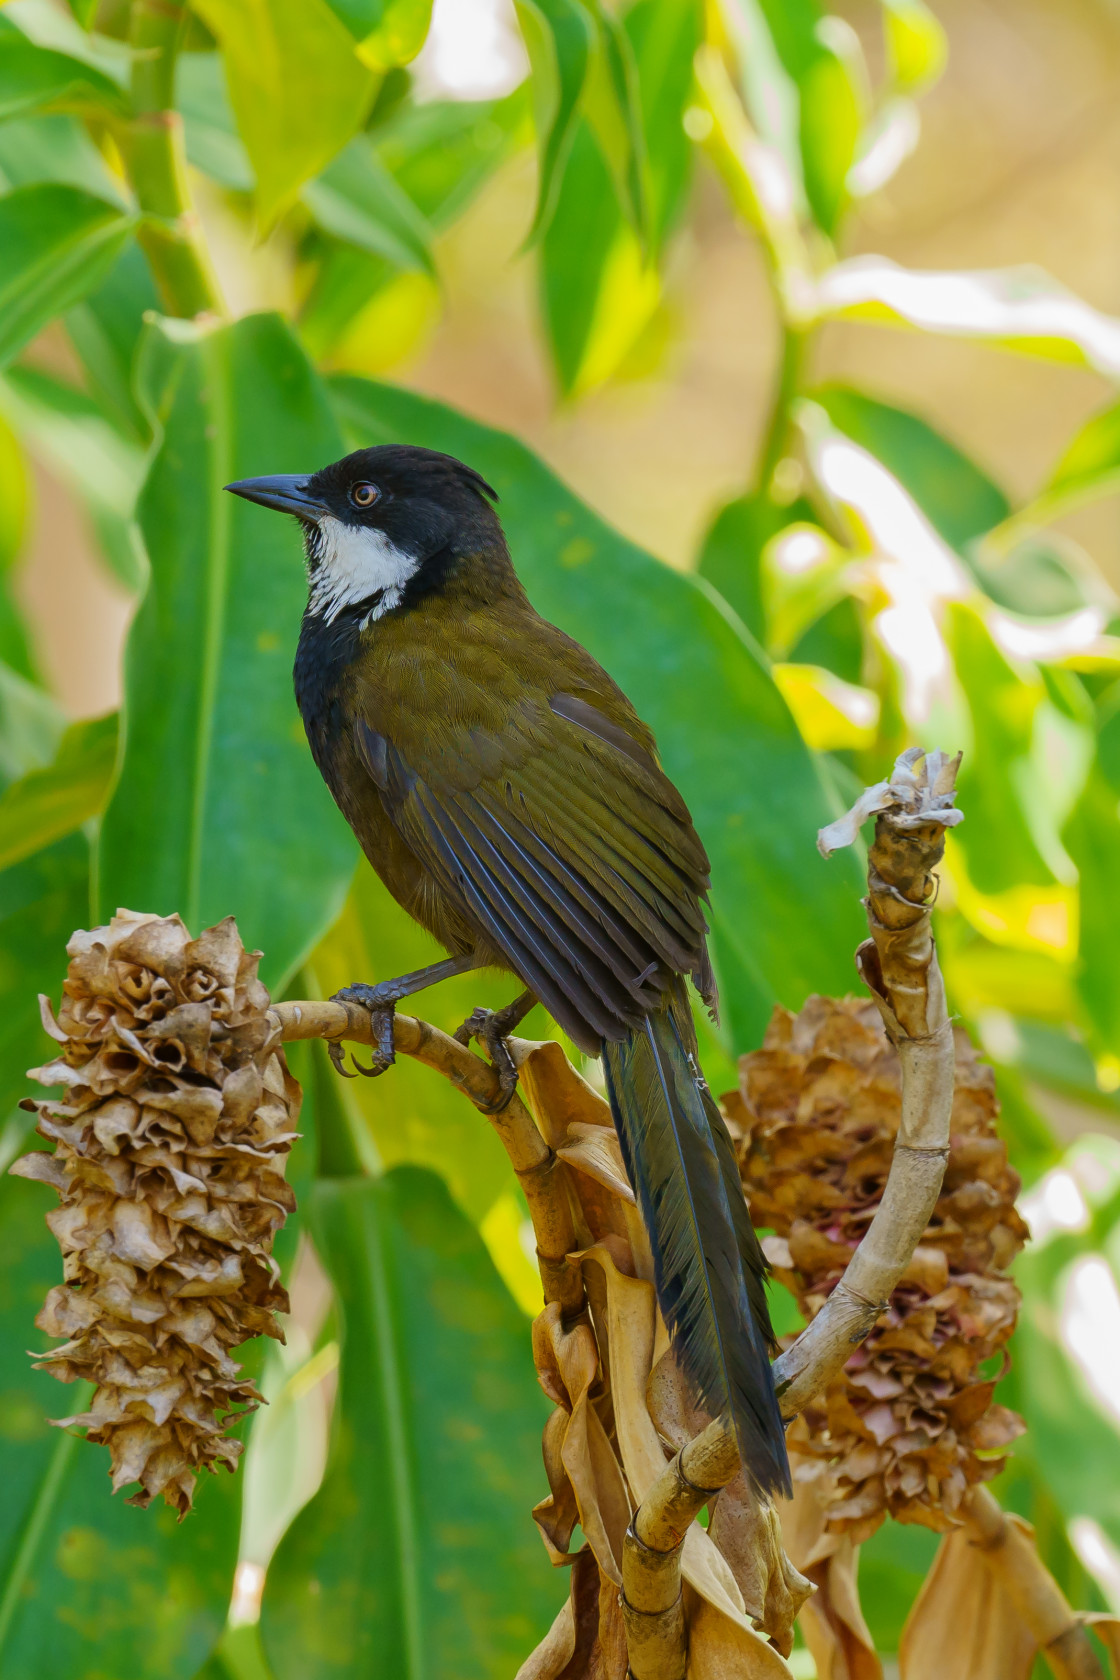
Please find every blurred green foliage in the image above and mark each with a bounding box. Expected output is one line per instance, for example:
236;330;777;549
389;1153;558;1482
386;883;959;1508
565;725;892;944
1;0;1120;1672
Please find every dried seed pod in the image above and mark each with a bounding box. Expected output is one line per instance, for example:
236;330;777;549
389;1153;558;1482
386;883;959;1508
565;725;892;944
731;995;1027;1540
11;910;298;1518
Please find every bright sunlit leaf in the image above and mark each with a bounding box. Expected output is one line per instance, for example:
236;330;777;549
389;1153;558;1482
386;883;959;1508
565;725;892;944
191;0;381;227
325;0;433;69
772;661;879;750
1041;395;1120;517
880;0;947;93
815;257;1120;378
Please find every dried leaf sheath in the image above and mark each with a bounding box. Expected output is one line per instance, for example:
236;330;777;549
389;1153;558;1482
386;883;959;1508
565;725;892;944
11;910;298;1517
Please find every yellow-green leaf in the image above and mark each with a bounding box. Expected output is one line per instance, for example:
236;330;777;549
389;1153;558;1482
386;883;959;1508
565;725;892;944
0;711;117;872
190;0;380;227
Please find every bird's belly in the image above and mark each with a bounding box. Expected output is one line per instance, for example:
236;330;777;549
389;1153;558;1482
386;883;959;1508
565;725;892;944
338;772;504;964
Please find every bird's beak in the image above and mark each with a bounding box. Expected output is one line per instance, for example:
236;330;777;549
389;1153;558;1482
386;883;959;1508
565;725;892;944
224;474;329;521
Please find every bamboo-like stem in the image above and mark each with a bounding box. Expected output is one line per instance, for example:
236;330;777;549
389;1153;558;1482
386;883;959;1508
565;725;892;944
962;1487;1107;1680
754;324;809;501
120;0;223;317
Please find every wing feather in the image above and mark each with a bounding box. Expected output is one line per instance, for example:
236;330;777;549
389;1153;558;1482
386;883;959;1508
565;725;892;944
359;695;713;1046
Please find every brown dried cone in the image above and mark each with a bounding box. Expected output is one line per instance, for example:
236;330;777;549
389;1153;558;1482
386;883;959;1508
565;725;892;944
10;909;298;1518
730;994;1028;1542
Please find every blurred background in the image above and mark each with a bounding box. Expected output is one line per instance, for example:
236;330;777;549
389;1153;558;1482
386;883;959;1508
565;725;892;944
19;0;1120;716
4;0;1120;1673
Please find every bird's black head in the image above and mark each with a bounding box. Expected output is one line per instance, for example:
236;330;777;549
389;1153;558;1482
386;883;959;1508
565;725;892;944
225;444;505;625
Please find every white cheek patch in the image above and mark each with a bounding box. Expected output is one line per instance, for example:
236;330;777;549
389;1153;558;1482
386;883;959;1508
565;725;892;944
307;516;419;625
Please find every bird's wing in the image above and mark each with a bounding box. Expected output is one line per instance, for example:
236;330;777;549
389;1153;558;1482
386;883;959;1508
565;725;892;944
352;689;712;1053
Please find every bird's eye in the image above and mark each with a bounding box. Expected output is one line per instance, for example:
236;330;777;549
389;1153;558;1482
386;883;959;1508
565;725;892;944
350;482;380;508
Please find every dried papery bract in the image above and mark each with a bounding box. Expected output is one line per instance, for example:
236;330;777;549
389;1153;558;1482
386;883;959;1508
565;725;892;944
11;909;298;1517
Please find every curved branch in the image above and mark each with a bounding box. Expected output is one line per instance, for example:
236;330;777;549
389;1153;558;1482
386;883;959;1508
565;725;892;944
270;999;583;1315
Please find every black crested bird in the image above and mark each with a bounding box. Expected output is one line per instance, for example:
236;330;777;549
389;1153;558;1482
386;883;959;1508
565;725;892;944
226;446;790;1497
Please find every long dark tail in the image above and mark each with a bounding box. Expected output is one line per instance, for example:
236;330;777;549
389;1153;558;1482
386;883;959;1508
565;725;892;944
602;976;790;1498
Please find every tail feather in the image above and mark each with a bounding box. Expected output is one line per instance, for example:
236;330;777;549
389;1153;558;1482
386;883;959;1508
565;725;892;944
602;977;790;1498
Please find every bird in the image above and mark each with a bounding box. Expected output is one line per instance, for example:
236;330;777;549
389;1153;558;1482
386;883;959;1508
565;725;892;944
225;446;790;1498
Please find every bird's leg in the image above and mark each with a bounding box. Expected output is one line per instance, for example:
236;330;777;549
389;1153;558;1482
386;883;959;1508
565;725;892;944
329;952;478;1078
453;988;537;1114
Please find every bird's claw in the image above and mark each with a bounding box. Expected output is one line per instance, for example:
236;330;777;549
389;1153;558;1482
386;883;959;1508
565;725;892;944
453;1005;520;1115
329;984;397;1079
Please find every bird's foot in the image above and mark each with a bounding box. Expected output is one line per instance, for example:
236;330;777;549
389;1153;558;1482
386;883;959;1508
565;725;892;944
453;1004;521;1115
329;982;397;1078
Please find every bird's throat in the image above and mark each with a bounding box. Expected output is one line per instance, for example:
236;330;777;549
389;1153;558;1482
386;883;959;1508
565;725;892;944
305;516;419;626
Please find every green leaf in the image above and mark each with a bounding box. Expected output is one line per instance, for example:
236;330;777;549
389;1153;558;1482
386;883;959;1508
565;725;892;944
189;0;380;227
580;0;647;240
1065;765;1120;1060
0;2;132;80
539;0;699;395
724;0;863;233
796;20;864;233
296;241;396;365
297;95;525;361
0;364;147;591
0;833;87;1127
0;182;135;369
176;50;255;193
0;15;128;121
859;1520;939;1654
0;408;36;682
718;0;806;217
880;0;946;93
0;109;127;200
0;711;117;873
945;602;1060;896
97;312;358;994
377;89;528;230
329;374;865;1050
625;0;701;253
302;137;434;274
516;0;595;242
1007;1201;1120;1565
540;120;654;396
260;1167;557;1679
697;491;808;645
813;384;1009;550
324;0;433;69
65;241;162;444
0;659;64;791
1037;395;1120;519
